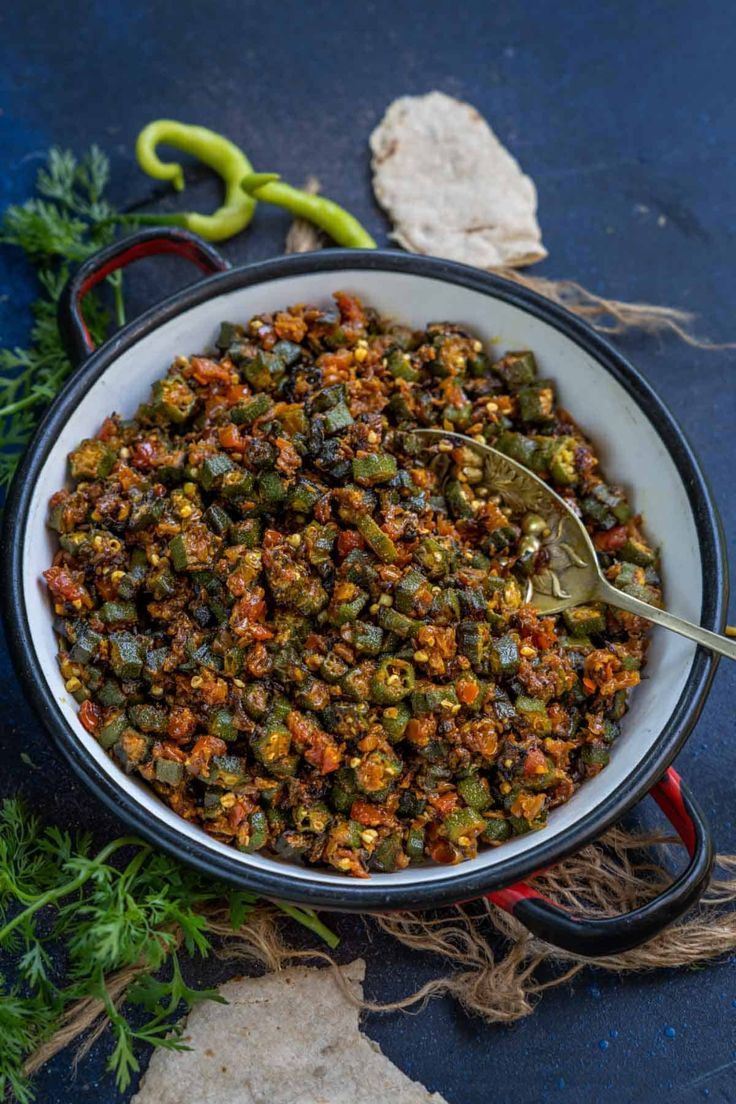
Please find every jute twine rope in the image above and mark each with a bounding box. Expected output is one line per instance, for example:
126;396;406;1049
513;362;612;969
24;827;736;1080
22;209;735;1081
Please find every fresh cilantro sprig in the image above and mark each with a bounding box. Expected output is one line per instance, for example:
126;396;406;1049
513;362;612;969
0;146;126;497
0;799;336;1102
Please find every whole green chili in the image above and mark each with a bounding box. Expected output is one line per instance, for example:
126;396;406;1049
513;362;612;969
133;120;256;241
241;172;377;248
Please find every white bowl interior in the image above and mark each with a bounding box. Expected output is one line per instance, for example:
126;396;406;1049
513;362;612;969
22;267;702;889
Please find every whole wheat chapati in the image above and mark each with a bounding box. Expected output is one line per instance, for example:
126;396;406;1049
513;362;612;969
131;960;448;1104
370;91;546;269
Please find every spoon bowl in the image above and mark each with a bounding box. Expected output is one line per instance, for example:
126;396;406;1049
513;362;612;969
412;428;736;661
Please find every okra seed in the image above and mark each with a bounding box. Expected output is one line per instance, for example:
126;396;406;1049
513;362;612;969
522;513;547;537
518;535;541;556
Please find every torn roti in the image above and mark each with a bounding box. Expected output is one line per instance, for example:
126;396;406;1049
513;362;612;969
132;960;448;1104
370;91;546;269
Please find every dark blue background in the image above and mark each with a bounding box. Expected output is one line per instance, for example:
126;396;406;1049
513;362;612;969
1;2;735;1101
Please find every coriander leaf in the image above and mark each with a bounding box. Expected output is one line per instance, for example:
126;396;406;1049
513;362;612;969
0;146;133;502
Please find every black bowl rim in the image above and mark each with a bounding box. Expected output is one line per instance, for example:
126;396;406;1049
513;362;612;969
1;248;727;910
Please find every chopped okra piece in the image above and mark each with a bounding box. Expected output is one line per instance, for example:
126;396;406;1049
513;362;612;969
413;537;450;578
95;679;126;709
395;570;433;617
69;438;116;481
330;768;360;813
155;758;184;785
370;658;416;704
208;709;237;741
322;401;354;435
207;755;247;787
458;774;492;810
257;469;288;506
621;537;656;567
128;704;168;734
481;816;512;844
515;695;551;735
549;437;578;485
457;620;492;672
489;633;520;677
204;503;232;534
405;826;426;862
294;802;332;833
152;376;197;423
496;430;538;468
445;479;475;519
98;712;128;750
517;380;555;424
240;809;269;852
242;349;286;391
386;348;419;380
169;524;221;572
197;453;236;491
99;601;138;625
69;627;103;665
381;701;412;742
563;605;606;636
494;350;537;390
581;744;610;768
230;393;272;425
411;683;459;716
228;518;261;547
445;807;487;845
346;620;384;655
320;652;350;684
252;725;292;767
376;605;421;638
288;478;322;515
352;453;398;486
356;515;398;563
371;834;404;872
113;729;151;773
220;469;255;500
109;633;144;680
328;585;369;626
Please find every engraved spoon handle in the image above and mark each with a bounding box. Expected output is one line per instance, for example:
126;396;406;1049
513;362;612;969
595;578;736;661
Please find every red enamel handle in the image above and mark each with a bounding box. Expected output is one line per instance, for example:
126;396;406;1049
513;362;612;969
58;227;230;367
488;768;713;956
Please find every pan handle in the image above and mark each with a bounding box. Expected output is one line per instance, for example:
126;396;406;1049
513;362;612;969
58;227;230;368
488;769;713;957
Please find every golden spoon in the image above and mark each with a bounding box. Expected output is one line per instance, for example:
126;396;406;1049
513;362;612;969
412;428;735;661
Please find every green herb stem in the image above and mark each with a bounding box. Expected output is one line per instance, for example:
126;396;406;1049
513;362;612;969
0;836;142;945
273;902;340;949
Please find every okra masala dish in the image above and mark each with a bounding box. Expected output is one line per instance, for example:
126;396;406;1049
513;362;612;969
43;293;661;877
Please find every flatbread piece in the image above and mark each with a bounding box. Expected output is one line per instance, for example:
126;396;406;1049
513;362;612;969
370;91;546;269
132;960;449;1104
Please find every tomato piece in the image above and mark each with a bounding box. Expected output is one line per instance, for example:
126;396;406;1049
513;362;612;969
593;525;628;552
79;700;102;734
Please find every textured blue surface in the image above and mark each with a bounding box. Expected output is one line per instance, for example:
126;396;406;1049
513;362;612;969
1;2;735;1101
